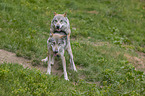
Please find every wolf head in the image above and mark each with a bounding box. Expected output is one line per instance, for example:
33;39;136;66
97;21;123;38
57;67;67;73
48;33;67;56
51;12;70;33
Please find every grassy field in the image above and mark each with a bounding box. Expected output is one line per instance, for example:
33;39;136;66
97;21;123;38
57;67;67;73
0;0;145;95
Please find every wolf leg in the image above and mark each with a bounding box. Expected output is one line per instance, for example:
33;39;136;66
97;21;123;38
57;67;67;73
67;43;77;72
51;55;54;65
41;57;48;62
61;55;69;81
47;54;52;74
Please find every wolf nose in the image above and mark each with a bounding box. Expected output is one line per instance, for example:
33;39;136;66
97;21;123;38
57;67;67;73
56;25;60;29
54;50;58;53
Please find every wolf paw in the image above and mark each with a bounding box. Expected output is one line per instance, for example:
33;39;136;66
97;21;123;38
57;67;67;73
65;78;69;81
41;57;48;62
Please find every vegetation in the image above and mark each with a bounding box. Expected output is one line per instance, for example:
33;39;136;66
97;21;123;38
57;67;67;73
0;0;145;95
0;63;144;95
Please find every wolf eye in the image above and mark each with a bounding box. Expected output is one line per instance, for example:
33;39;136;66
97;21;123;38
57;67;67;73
64;21;67;24
54;20;57;22
51;42;55;45
60;20;63;23
58;43;61;45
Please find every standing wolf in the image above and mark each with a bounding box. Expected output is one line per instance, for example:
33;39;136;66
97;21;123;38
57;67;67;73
42;12;77;80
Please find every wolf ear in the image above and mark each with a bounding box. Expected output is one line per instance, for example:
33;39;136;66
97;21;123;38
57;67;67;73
64;12;67;17
54;12;57;16
51;32;54;36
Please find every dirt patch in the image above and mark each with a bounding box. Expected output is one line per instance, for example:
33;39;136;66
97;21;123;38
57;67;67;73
124;52;145;72
0;49;63;76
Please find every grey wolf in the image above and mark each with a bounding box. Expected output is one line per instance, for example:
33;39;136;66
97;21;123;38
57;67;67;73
42;13;77;80
50;12;71;40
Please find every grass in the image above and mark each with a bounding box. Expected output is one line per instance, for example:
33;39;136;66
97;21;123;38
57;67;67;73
0;0;145;95
0;63;144;95
0;63;101;96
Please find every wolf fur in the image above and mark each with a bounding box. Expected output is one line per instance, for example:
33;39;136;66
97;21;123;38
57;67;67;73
50;12;71;39
42;33;77;80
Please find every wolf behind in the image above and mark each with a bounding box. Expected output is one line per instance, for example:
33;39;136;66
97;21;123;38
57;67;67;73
50;12;71;39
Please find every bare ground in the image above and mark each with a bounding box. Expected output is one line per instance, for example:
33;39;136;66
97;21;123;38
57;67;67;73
124;52;145;72
0;49;63;76
0;48;145;76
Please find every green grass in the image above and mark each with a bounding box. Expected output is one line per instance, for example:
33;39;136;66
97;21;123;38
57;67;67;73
0;63;102;96
0;63;144;95
0;0;145;95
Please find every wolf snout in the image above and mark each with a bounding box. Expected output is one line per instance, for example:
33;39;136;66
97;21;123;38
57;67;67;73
54;50;58;54
56;25;61;31
56;25;60;29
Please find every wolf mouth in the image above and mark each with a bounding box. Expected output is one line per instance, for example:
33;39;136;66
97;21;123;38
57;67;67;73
54;31;67;35
54;53;60;57
56;28;61;31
